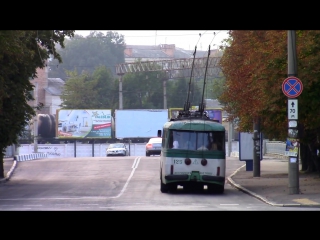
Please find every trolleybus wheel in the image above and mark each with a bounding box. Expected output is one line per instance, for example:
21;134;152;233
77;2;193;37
215;185;224;194
207;184;215;193
160;172;169;193
169;184;177;193
208;184;224;194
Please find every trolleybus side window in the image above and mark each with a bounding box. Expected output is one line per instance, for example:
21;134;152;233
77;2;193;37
209;132;224;151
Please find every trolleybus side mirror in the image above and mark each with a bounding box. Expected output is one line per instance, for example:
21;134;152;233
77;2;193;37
157;130;162;137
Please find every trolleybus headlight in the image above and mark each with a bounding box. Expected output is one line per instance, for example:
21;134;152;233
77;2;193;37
201;158;207;166
185;158;191;165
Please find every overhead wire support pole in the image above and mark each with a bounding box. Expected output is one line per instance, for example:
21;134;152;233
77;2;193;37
33;82;38;153
253;117;260;177
287;30;299;194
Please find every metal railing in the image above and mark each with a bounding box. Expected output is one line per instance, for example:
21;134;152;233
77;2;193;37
3;141;288;159
264;141;286;155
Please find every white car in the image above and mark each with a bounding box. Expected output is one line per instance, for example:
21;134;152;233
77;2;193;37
106;143;128;157
145;137;162;156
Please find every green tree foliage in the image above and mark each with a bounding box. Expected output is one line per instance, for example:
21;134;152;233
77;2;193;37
206;75;226;100
60;66;118;110
48;31;125;80
167;77;202;108
0;30;74;178
122;70;164;109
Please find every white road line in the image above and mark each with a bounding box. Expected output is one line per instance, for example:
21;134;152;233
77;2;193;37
111;157;141;199
220;204;239;206
7;208;32;210
132;157;140;169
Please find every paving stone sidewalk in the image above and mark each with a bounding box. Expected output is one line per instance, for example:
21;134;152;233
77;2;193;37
228;155;320;208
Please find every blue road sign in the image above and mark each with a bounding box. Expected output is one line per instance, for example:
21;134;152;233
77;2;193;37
282;77;303;98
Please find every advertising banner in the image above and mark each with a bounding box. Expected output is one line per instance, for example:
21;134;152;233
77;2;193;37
56;109;112;139
115;109;168;139
205;108;222;123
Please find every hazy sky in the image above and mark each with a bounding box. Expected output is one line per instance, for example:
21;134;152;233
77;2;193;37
75;30;229;51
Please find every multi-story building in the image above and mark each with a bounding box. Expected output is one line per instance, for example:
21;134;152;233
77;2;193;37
28;66;64;116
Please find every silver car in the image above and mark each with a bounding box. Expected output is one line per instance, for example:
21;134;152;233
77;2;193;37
106;143;128;157
145;137;162;156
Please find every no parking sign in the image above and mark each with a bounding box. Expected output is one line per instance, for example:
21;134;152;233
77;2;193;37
282;77;303;98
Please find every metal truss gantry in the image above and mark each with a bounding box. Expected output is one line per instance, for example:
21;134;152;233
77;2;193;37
115;57;222;109
116;57;222;78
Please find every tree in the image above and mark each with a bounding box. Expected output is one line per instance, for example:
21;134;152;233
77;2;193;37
167;77;202;108
48;31;125;80
60;66;118;110
122;70;164;109
219;30;320;174
0;30;75;178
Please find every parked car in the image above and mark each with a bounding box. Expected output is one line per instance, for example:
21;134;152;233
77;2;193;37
106;143;128;157
145;137;162;156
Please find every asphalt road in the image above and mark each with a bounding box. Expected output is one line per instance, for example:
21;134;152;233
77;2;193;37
0;156;315;211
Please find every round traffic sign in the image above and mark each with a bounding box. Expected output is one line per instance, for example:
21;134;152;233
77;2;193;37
282;77;303;98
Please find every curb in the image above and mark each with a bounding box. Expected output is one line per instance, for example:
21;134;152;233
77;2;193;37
0;160;17;184
227;164;320;208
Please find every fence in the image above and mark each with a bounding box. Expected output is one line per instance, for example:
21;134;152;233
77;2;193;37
4;140;288;159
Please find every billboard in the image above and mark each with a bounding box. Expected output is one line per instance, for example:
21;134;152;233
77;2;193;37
115;109;168;139
169;107;222;123
205;108;222;123
169;108;182;119
56;109;112;139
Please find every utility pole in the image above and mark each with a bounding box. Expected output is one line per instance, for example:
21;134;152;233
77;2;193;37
286;30;301;194
119;74;123;109
253;117;261;177
228;120;232;157
163;78;167;109
33;82;38;153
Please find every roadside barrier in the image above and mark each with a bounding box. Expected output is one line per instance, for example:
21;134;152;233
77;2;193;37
14;153;48;162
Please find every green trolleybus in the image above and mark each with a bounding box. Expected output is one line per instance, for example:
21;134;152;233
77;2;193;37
158;43;226;193
158;115;226;193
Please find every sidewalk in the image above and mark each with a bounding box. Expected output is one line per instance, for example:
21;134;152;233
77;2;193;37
1;155;320;208
228;154;320;208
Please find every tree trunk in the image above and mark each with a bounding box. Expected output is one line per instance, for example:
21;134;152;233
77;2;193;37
0;151;4;178
300;143;308;171
306;143;316;173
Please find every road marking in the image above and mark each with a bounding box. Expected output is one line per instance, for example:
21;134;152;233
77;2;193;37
132;157;141;169
7;208;32;210
293;198;319;205
111;157;141;199
220;204;239;206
